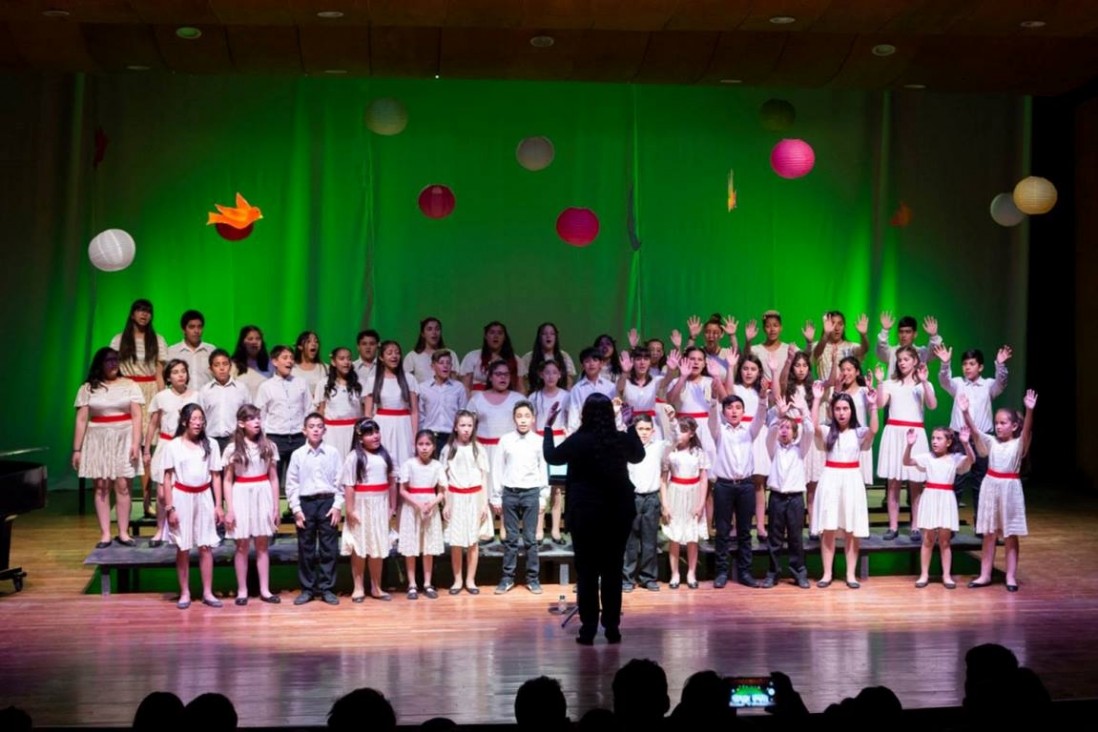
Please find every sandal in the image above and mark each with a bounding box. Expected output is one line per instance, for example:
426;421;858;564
407;587;419;600
423;586;438;599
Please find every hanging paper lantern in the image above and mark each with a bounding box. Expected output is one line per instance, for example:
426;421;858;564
990;192;1026;227
1012;176;1057;215
760;99;796;132
770;139;815;179
516;136;555;171
418;185;455;219
88;229;136;272
365;98;408;136
215;223;254;241
556;208;599;247
207;193;262;241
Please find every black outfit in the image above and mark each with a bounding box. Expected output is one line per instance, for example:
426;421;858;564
544;425;645;641
269;433;306;510
766;492;807;582
297;494;340;594
955;434;988;526
623;491;661;586
501;487;541;581
713;478;757;582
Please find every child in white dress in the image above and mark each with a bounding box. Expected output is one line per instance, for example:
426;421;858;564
162;403;223;609
398;430;446;600
315;346;365;459
877;345;937;542
466;360;525;541
366;341;418;469
660;416;709;590
442;411;490;594
223;404;281;605
145;359;196;546
340;418;397;602
528;359;570;544
961;390;1037;592
904;425;974;589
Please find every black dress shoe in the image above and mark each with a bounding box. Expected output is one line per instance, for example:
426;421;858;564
605;629;622;644
114;536;136;547
713;574;728;589
968;580;993;589
1006;584;1019;593
737;578;760;589
148;539;163;548
294;592;314;606
94;541;111;549
760;576;776;589
576;635;595;646
235;597;248;606
260;594;281;604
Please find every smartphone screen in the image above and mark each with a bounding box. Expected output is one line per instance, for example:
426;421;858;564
727;676;775;708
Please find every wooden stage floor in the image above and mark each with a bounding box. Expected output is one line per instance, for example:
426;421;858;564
2;485;1098;727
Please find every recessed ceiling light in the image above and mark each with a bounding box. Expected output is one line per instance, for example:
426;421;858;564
126;65;151;72
175;26;202;40
42;9;70;18
434;74;440;79
1019;20;1046;28
872;44;897;56
530;35;555;48
719;79;742;84
903;83;926;90
323;69;347;75
769;16;796;25
317;11;345;19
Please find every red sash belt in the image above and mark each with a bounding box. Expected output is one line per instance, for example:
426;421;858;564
925;482;953;490
633;410;656;416
353;483;389;493
670;476;700;485
825;461;859;469
174;481;210;494
406;486;437;495
129;375;157;383
536;429;566;436
987;469;1020;480
741;415;754;422
471;383;487;391
159;432;173;441
448;485;482;494
677;411;707;418
887;419;924;428
324;418;358;426
234;474;269;484
91;414;130;423
476;436;500;445
376;409;410;416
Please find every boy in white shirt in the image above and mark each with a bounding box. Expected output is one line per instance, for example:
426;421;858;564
491;401;549;595
256;345;312;508
764;393;814;589
198;349;250;452
622;404;674;592
418;350;467;458
167;309;216;390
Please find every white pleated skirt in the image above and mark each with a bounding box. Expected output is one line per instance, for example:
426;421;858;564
79;422;142;480
169;487;219;551
975;477;1027;537
397;501;444;556
662;481;707;544
878;424;929;481
916;487;959;531
445;490;482;548
341;492;392;557
322;422;355;460
227;479;277;539
811;467;869;538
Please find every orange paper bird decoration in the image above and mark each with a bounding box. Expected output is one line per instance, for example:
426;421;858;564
727;170;737;212
208;193;262;229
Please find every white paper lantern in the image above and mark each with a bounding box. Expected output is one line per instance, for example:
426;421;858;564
1012;176;1057;215
88;229;136;272
516;136;555;171
364;98;408;136
989;193;1025;227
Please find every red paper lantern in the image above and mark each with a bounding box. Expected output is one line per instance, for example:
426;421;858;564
556;207;599;247
215;223;254;241
418;185;455;219
770;139;816;179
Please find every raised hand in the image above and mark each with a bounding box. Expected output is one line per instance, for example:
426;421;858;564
666;349;682;373
803;320;816;343
822;314;834;336
627;327;639;348
661;402;677;419
687;315;702;339
880;311;894;330
1023;389;1038;410
916;362;929;383
620;350;633;374
906;428;916;445
866;370;875;389
934;344;952;364
791;391;809;415
787;343;798;360
776;395;790;416
874;364;886;384
957;393;970;412
706;357;723;377
811;380;826;400
546;400;562;426
745;319;758;342
997;345;1013;364
670;329;683;349
923;315;939;337
855;313;869;335
960;426;971;444
865;387;878;407
722;315;738;337
727;350;739;375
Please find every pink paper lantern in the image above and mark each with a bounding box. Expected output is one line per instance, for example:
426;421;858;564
556;207;599;247
770;139;816;179
418;185;455;219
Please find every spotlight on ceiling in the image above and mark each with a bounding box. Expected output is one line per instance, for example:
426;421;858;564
769;16;796;25
530;35;555;48
175;27;203;40
872;44;897;56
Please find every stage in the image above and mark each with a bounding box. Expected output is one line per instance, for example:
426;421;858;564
2;485;1098;727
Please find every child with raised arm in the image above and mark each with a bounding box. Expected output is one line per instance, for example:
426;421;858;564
876;312;942;376
810;380;880;589
960;390;1037;592
442;411;490;594
811;311;870;381
491;401;549;595
397;430;446;600
877;345;937;542
285;412;344;606
936;344;1011;528
764;392;814;589
903;425;974;589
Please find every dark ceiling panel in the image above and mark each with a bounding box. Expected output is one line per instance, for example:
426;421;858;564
82;23;166;71
633;30;718;83
226;25;302;74
763;32;854;87
129;0;222;26
369;25;439;77
698;31;786;84
665;0;753;31
152;24;235;73
299;24;371;74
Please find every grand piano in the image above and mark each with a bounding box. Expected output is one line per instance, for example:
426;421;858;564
0;459;48;592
